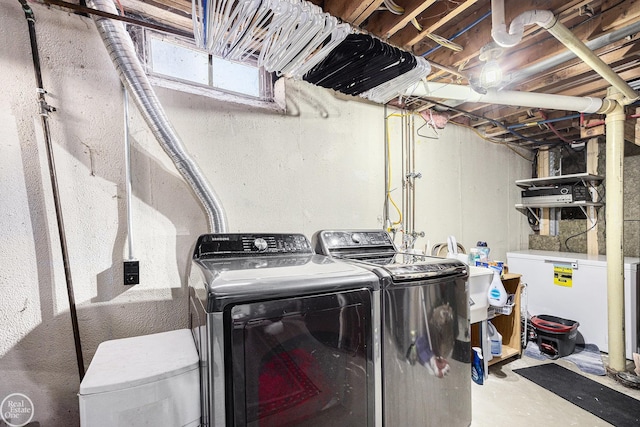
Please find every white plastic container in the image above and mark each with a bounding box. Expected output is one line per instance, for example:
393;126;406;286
487;321;503;357
78;329;200;427
468;266;494;324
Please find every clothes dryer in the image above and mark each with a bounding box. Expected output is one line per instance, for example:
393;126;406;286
189;233;381;427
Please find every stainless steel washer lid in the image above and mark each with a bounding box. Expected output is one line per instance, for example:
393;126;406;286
314;230;468;282
363;253;468;281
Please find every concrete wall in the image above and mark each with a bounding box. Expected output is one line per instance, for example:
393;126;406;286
0;2;529;425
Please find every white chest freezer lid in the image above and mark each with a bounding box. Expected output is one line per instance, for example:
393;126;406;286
507;250;640;268
79;329;198;396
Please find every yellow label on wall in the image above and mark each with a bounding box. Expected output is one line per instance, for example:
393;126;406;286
554;265;573;287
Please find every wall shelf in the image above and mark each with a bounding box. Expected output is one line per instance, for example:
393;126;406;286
515;173;604;189
515;174;604;226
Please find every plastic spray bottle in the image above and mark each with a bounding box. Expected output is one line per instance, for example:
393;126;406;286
487;270;508;307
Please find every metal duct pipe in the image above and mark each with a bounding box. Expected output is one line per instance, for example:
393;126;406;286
404;81;607;113
489;0;639;105
605;87;626;372
506;19;640;89
542;17;639;106
88;0;228;233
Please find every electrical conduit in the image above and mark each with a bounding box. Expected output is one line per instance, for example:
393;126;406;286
18;0;86;380
88;0;228;233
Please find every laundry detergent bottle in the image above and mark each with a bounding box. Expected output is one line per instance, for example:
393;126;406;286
487;271;508;307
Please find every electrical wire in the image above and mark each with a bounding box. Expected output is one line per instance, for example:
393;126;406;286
539;111;574;144
385;113;407;227
421;10;491;57
448;121;535;161
114;0;124;15
382;0;404;15
564;217;599;252
424;98;553;147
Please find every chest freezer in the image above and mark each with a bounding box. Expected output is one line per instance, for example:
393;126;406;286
507;250;640;359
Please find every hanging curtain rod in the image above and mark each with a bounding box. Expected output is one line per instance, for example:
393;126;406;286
39;0;193;39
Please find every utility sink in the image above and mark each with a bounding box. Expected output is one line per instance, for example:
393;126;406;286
468;266;494;324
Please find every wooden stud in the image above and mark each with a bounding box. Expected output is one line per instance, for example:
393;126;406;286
586;137;600;255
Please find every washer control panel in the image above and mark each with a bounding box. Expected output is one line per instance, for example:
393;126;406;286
318;230;394;251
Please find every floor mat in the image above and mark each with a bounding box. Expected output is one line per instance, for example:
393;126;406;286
514;363;640;426
524;342;606;376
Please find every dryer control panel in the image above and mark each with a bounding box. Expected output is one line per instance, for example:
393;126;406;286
195;233;312;258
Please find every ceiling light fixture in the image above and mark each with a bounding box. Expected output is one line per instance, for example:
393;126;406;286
478;42;504;88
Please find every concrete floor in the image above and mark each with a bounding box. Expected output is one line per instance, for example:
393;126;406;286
471;354;640;426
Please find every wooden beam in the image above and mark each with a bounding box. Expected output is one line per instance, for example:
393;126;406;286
324;0;383;25
537;150;551;236
353;0;385;26
365;0;438;39
586;138;600;255
601;0;640;32
122;0;193;32
390;0;479;49
634;107;640;147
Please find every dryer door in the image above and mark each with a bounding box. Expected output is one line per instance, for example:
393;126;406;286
228;289;374;427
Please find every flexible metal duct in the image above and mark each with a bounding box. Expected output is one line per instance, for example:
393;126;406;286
88;0;228;233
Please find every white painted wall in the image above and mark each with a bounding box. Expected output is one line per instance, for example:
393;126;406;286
408;120;529;261
0;2;528;425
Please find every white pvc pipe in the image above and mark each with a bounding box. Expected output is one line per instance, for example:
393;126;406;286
491;0;553;48
605;88;626;372
404;81;604;113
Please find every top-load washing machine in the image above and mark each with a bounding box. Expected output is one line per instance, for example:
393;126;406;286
188;233;381;427
314;230;471;427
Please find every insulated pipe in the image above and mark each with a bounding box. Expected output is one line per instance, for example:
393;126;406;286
605;87;626;372
88;0;228;233
404;81;606;113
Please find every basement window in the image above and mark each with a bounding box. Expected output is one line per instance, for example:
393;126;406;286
129;28;279;109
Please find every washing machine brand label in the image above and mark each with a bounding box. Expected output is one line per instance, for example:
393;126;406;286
210;237;230;241
1;393;34;427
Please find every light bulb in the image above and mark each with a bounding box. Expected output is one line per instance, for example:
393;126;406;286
479;60;502;88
